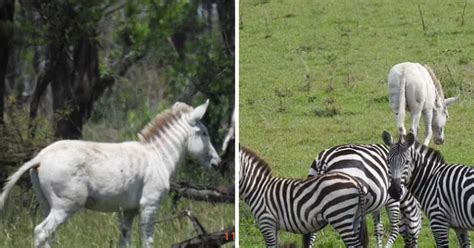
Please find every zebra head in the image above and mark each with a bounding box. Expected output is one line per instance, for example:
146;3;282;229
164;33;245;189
382;131;415;201
184;99;221;169
432;96;458;145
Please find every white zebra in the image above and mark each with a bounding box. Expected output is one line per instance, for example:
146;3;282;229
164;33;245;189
0;100;221;248
387;62;458;145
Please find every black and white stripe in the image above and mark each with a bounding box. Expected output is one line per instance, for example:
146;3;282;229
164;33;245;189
307;143;422;248
240;147;369;247
383;132;474;247
399;189;423;247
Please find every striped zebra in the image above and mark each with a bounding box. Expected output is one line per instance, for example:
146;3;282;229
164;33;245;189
240;147;369;247
383;131;474;247
306;143;422;248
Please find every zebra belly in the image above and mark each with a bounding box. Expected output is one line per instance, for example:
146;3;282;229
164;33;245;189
278;213;327;234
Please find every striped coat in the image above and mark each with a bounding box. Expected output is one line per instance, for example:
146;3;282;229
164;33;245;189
383;131;474;247
240;147;369;247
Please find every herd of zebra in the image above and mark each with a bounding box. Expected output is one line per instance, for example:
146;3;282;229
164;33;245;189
240;62;474;247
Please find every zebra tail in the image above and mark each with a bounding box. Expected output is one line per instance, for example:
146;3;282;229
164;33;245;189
355;182;369;248
0;157;40;211
397;71;407;136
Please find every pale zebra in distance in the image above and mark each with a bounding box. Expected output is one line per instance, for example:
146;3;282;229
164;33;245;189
0;100;221;248
306;143;422;248
240;146;370;248
383;131;474;247
388;62;458;145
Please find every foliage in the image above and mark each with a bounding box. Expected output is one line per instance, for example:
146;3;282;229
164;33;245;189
1;0;234;247
240;0;474;246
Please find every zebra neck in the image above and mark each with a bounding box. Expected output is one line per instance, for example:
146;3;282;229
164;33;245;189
145;121;189;174
241;168;272;201
408;151;444;210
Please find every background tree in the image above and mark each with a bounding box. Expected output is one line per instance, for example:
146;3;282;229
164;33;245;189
0;2;234;246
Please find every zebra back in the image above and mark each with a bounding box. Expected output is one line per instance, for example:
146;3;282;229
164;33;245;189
308;143;390;213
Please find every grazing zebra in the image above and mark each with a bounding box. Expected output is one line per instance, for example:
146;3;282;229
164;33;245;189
239;146;369;248
306;143;422;248
387;62;458;145
383;131;474;247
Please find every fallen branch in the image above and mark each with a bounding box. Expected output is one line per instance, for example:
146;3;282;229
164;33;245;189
171;225;235;248
170;182;234;204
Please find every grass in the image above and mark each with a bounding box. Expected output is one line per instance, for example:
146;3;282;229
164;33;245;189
1;189;234;247
240;0;474;247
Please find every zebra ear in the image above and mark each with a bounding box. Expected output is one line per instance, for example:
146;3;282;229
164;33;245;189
444;95;459;108
188;99;209;125
406;133;416;147
382;131;393;146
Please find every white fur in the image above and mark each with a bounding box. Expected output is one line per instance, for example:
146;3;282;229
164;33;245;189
0;100;221;248
388;62;458;145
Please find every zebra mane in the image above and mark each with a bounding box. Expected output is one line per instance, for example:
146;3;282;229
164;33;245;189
423;64;445;100
241;147;273;176
138;102;193;142
414;141;445;164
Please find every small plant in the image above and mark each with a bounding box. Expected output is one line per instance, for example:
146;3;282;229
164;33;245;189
372;95;389;103
326;81;335;93
441;65;464;97
300;74;311;92
274;88;293;113
313;97;340;117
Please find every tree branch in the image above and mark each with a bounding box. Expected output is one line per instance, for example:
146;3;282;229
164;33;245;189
171;226;235;248
170;181;234;203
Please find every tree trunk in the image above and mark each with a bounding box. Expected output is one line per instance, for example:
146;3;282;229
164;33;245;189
0;0;14;125
216;0;234;57
30;2;114;139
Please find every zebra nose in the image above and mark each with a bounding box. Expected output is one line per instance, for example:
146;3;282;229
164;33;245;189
211;156;221;169
388;178;402;201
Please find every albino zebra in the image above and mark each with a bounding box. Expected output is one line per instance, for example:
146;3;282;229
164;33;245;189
388;62;458;145
240;147;369;248
306;143;422;248
383;131;474;247
0;100;221;248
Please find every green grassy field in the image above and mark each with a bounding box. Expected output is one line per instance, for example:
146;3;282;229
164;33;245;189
240;0;474;247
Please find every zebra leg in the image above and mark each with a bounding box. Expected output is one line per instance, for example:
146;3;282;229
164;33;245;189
34;208;75;248
31;169;52;248
455;229;471;248
302;233;316;248
373;211;384;248
399;194;422;248
385;200;400;248
118;210;136;248
139;205;159;248
409;111;422;140
421;109;433;146
258;224;278;248
430;217;450;248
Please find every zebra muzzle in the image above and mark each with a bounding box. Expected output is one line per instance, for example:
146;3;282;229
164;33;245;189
388;178;402;201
